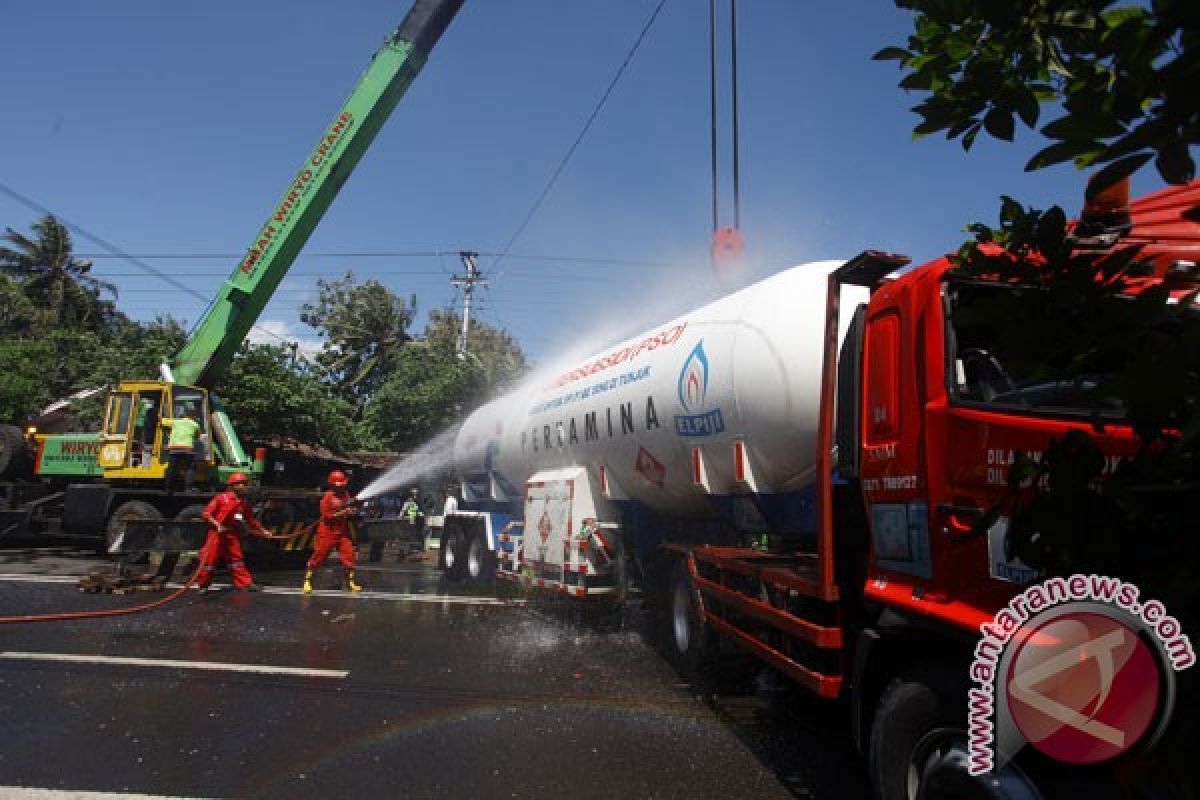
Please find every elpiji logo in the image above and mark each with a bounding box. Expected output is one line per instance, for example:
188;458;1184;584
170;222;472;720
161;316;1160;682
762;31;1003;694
967;575;1194;776
674;340;725;437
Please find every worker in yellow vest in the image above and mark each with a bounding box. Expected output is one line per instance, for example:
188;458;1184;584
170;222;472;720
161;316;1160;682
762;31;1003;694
163;407;201;493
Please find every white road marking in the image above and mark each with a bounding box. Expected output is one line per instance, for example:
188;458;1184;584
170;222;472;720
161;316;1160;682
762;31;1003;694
0;791;206;796
0;789;208;799
0;574;80;584
0;573;524;606
0;651;348;678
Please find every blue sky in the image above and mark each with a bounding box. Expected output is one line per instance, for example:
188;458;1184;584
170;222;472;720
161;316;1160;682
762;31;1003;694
2;1;1172;365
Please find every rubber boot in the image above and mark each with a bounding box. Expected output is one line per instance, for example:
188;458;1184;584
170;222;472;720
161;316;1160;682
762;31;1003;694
346;570;362;593
302;569;314;594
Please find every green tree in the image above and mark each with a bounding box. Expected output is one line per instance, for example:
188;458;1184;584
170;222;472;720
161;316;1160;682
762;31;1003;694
300;271;416;403
89;316;188;386
361;344;478;452
220;342;358;454
423;309;528;397
876;0;1196;190
878;0;1198;540
0;215;118;330
0;338;52;422
0;274;39;336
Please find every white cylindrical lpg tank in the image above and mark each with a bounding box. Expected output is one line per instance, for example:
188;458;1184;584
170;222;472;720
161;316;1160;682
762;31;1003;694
454;260;867;515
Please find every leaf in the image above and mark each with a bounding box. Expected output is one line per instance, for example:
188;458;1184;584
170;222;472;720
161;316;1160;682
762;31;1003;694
872;46;911;62
1025;141;1085;171
1000;195;1026;225
962;122;982;151
1052;9;1097;30
984;107;1015;141
1085;152;1154;200
1155;141;1196;185
899;71;934;90
1100;7;1148;29
1014;85;1040;129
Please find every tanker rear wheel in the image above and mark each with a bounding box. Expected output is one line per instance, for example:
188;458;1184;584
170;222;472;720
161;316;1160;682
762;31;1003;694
465;531;495;584
441;523;466;580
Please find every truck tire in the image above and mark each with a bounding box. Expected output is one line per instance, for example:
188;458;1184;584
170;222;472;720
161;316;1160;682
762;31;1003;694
441;522;466;580
0;424;27;480
669;557;719;686
868;663;1036;800
105;500;163;563
154;504;207;579
175;504;208;522
465;529;495;584
610;531;629;606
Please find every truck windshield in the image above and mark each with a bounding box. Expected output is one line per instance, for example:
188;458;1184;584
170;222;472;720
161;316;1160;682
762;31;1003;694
943;280;1176;418
171;387;208;433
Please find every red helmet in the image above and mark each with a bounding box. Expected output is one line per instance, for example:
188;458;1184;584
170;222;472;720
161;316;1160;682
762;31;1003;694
228;472;250;486
327;470;348;487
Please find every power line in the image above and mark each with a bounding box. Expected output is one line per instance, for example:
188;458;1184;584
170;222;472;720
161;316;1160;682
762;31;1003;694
0;180;303;352
490;0;670;282
77;251;671;267
88;270;610;284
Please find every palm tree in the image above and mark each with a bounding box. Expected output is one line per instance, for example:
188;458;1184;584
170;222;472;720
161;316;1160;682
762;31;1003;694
0;214;117;329
302;272;414;401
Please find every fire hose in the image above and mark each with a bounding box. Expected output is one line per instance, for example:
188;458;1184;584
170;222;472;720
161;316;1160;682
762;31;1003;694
0;522;320;625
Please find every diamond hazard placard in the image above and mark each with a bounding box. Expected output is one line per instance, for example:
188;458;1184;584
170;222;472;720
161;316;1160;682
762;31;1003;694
635;447;665;488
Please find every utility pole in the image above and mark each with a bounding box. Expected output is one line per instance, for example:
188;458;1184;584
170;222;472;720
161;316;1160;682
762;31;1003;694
450;251;485;358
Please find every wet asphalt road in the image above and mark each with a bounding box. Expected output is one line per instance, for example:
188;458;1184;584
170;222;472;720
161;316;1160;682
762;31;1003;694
0;545;868;799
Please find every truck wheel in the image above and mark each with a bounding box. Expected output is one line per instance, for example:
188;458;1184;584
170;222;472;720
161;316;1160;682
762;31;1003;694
148;504;206;579
669;557;718;686
465;531;495;583
441;521;468;580
105;500;163;564
0;424;27;479
868;664;1037;800
610;532;629;606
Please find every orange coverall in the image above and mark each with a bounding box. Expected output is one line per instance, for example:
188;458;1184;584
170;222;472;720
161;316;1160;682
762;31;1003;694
308;489;356;571
197;490;262;589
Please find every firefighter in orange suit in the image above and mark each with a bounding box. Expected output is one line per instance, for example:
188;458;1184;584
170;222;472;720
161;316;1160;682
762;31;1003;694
197;471;267;593
304;470;362;593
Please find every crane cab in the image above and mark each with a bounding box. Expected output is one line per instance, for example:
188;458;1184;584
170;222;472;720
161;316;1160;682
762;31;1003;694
98;381;214;484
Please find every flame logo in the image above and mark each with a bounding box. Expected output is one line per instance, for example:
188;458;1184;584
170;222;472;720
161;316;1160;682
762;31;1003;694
678;340;710;414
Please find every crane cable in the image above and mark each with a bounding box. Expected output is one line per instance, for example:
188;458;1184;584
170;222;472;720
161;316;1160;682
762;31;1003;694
710;0;745;266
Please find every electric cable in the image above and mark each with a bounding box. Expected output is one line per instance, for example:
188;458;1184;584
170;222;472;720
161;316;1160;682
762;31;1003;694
490;0;670;282
0;180;320;355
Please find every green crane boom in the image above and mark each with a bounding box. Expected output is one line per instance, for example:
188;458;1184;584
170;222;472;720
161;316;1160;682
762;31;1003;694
171;0;463;389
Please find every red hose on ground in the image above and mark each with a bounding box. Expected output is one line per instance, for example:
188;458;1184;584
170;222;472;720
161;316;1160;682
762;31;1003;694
0;522;320;624
0;559;205;625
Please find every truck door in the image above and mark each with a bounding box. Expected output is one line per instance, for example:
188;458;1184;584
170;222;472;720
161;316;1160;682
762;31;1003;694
98;390;134;469
167;386;212;465
131;390;164;468
933;279;1140;608
859;286;934;584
